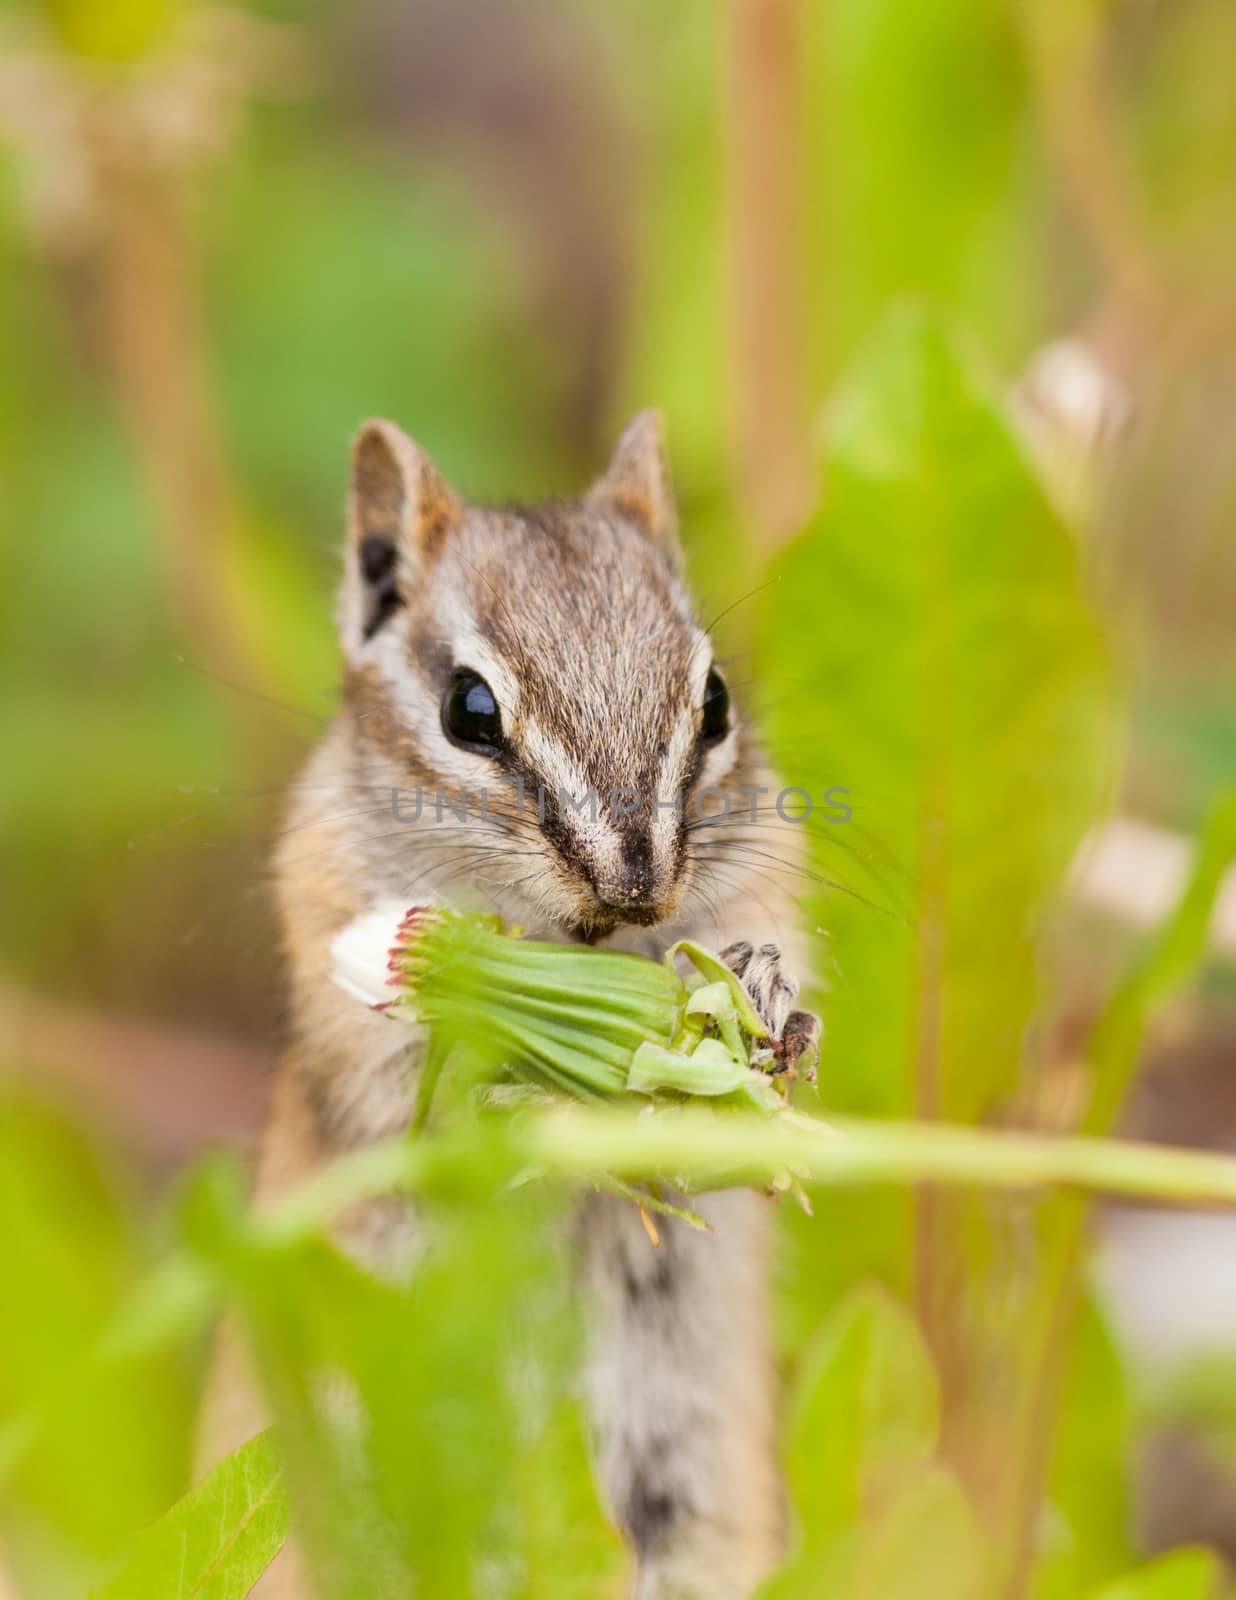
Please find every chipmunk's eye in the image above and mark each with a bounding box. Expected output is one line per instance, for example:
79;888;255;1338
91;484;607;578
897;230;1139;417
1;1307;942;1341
442;669;504;753
701;667;730;746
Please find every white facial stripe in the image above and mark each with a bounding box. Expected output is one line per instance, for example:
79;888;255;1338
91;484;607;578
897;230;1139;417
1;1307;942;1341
687;629;712;702
657;637;739;807
695;726;739;790
651;706;697;857
522;720;629;876
521;722;592;808
362;593;523;790
369;625;437;747
438;580;521;722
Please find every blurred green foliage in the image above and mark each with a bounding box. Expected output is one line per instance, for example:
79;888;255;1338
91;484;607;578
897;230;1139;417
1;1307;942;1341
5;0;1236;1595
5;297;1235;1600
0;1092;193;1594
3;0;1236;1007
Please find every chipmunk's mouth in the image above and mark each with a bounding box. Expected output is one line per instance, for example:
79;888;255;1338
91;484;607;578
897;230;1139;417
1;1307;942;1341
568;904;671;945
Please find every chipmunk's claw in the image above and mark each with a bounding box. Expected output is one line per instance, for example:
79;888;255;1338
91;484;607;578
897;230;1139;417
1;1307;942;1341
778;1009;820;1081
720;941;821;1080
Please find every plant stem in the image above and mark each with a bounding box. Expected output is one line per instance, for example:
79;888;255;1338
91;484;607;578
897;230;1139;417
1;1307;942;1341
13;1108;1236;1493
249;1110;1236;1250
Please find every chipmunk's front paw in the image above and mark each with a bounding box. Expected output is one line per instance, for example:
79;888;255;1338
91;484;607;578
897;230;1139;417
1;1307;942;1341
720;941;820;1080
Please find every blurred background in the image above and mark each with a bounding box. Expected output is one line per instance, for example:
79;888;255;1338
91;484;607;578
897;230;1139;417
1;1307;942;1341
4;0;1236;1590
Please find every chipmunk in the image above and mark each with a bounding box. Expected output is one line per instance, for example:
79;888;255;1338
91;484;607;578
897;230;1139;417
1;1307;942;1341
199;411;820;1600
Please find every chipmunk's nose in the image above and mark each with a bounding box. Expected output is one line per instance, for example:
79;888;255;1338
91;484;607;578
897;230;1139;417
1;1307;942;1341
591;834;670;924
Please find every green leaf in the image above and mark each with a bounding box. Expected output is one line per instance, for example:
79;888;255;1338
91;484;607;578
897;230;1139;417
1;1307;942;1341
761;1469;989;1600
784;1285;939;1546
764;1442;985;1600
92;1432;288;1600
762;307;1112;1316
0;1091;192;1588
628;1039;746;1097
855;1467;987;1600
669;939;769;1036
1031;1299;1134;1600
1085;1548;1223;1600
684;980;738;1021
510;1395;625;1598
206;1188;609;1600
763;1283;982;1599
763;306;1111;1126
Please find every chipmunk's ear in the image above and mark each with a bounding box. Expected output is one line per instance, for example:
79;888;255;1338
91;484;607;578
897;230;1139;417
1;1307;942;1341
588;409;681;567
341;419;461;651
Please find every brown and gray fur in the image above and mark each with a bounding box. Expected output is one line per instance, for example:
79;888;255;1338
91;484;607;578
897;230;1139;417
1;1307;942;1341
199;412;819;1599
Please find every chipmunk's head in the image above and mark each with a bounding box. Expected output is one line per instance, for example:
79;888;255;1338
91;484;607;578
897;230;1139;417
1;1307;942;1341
337;412;745;941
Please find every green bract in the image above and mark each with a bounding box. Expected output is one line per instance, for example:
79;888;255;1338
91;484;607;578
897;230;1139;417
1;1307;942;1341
384;907;782;1115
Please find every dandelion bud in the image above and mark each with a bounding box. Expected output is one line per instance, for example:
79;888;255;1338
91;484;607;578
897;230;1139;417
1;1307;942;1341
330;904;782;1114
